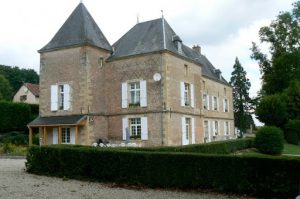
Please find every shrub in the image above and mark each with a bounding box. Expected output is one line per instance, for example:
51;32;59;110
255;126;284;155
26;145;300;198
0;131;28;145
125;138;254;154
285;120;300;145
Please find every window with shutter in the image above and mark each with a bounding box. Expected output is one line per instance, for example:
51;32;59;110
122;83;128;108
64;84;70;111
190;84;194;108
140;80;147;107
122;117;128;140
141;117;148;140
191;118;195;144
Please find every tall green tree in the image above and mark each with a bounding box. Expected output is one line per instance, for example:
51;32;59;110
250;1;300;95
230;57;252;136
0;65;39;96
0;74;13;101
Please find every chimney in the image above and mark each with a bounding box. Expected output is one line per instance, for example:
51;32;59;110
215;69;222;80
192;45;201;54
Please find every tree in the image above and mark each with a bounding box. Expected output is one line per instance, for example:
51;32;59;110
284;81;300;120
0;74;13;101
250;1;300;95
0;65;39;97
255;94;287;128
230;57;252;136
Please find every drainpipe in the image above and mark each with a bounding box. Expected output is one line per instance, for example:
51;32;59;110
160;53;164;145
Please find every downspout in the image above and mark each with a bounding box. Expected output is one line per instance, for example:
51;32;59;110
160;15;166;145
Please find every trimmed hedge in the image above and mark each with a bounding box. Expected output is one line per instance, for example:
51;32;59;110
125;138;254;154
26;145;300;198
0;101;37;132
285;120;300;145
255;126;284;155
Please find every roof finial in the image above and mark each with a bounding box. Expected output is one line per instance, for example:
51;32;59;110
80;0;83;3
161;10;164;18
137;14;139;24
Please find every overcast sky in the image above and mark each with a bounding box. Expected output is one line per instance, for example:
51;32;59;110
0;0;295;98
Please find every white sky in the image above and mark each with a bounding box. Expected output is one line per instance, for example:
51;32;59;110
0;0;295;99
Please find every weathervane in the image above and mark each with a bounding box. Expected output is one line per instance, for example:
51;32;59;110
161;10;164;18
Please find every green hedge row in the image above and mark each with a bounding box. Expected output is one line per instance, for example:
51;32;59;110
26;145;300;198
0;101;38;132
125;138;254;154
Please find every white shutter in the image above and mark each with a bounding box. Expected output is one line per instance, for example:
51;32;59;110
217;97;220;111
228;121;231;136
208;121;211;142
191;117;195;144
180;82;185;106
121;83;128;108
141;117;148;140
227;100;230;112
218;121;220;135
140;80;147;107
51;85;58;111
207;95;210;110
212;96;215;111
223;99;226;112
70;128;75;144
63;84;70;111
122;117;128;140
52;128;58;144
212;121;216;136
181;117;186;145
190;84;194;108
224;121;226;136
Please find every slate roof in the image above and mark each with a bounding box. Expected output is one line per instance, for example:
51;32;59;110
24;83;39;97
39;3;112;53
110;18;229;85
28;115;86;127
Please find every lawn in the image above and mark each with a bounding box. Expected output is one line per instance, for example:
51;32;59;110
282;143;300;155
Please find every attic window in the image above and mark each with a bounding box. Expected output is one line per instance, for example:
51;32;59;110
172;35;183;54
184;64;188;76
177;42;183;54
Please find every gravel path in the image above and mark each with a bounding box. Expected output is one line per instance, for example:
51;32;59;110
0;158;255;199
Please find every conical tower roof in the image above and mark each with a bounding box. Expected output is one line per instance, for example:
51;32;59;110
39;3;112;52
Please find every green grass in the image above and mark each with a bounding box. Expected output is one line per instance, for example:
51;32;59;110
0;143;28;156
282;143;300;155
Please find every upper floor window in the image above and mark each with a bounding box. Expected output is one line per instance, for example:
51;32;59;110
212;96;219;111
122;80;147;108
223;98;229;112
180;82;194;107
129;82;140;106
202;94;210;110
51;84;70;111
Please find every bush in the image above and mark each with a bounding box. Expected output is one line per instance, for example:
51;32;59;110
0;132;29;145
0;101;31;132
285;120;300;145
26;145;300;198
255;126;284;155
125;138;254;154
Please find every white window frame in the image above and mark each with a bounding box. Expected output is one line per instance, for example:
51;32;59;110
51;84;70;111
129;118;141;139
122;80;147;108
223;98;229;112
180;82;194;107
129;82;140;106
224;121;229;136
62;128;71;144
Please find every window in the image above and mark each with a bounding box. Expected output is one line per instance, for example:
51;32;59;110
224;121;229;135
203;94;208;110
59;85;64;110
202;80;206;89
184;64;188;76
20;95;27;102
214;121;219;136
129;82;140;106
184;83;190;106
224;98;229;112
98;57;104;67
51;84;70;111
129;118;141;139
185;118;191;139
122;80;147;108
204;121;209;138
62;128;71;144
213;96;218;111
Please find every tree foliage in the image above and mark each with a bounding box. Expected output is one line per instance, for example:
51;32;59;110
0;74;13;101
229;57;253;135
250;1;300;95
0;65;39;98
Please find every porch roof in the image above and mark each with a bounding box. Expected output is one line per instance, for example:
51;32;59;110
28;115;87;127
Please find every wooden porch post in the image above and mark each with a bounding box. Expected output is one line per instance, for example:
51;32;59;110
75;126;78;144
58;126;62;144
43;127;47;145
29;127;33;146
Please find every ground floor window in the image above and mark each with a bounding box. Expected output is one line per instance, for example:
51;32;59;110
62;128;71;144
185;118;191;139
224;121;229;135
204;121;209;138
130;118;141;139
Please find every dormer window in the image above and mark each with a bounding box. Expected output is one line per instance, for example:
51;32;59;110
172;35;183;54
